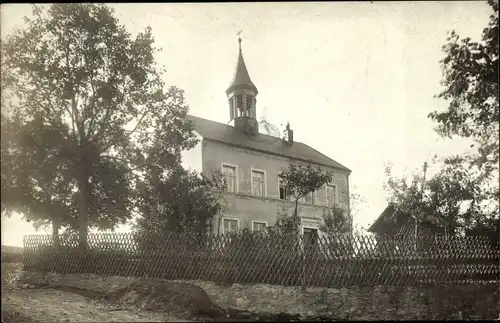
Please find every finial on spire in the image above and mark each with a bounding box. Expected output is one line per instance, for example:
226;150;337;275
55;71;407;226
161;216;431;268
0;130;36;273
237;30;243;49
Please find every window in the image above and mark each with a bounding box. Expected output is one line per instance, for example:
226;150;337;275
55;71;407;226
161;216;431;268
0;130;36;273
229;99;234;120
252;221;267;232
236;95;243;112
246;96;254;114
326;184;337;207
222;164;237;193
223;219;239;234
299;191;314;204
232;96;240;118
278;178;288;200
242;96;249;117
251;170;265;197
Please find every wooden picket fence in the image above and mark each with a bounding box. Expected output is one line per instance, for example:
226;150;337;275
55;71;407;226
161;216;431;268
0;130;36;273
23;231;499;287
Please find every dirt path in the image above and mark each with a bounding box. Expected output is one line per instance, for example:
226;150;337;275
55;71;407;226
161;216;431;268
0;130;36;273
3;289;176;322
1;263;190;323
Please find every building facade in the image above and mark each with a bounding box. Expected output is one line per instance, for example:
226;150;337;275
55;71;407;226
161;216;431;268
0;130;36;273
182;38;352;237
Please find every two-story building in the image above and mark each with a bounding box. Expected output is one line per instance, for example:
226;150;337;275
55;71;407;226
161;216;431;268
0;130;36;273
182;37;352;238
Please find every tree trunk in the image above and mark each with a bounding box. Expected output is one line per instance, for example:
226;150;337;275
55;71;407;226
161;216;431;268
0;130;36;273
217;213;222;235
77;173;90;249
294;198;300;234
52;217;60;247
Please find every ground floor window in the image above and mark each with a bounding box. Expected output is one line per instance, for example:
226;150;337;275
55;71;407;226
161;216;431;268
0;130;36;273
223;218;239;234
252;221;267;232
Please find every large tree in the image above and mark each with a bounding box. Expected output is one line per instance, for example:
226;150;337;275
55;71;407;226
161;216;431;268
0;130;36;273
425;0;499;233
430;0;499;176
1;4;197;246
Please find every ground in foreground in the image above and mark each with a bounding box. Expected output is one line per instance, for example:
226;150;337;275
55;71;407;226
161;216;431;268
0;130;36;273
1;263;186;322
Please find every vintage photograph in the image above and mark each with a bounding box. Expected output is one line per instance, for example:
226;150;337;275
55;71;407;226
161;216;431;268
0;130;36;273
1;2;498;322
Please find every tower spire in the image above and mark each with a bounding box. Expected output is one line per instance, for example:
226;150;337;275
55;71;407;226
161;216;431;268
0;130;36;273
226;32;258;95
226;34;259;134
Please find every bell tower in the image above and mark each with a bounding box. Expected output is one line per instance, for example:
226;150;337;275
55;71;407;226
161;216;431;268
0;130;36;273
226;35;259;135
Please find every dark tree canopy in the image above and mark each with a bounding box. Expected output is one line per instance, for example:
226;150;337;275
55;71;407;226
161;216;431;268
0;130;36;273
1;112;77;243
134;165;226;250
1;4;197;246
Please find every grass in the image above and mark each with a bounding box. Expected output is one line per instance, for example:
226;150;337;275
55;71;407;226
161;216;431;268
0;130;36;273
2;245;24;263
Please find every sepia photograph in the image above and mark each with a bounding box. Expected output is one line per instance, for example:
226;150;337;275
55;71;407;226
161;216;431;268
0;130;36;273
1;1;498;322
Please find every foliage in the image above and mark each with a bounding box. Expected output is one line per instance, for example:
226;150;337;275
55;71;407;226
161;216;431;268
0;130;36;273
320;187;366;236
278;163;332;232
1;112;77;243
1;4;197;246
270;203;301;234
1;113;22;216
349;189;366;220
383;160;498;236
430;0;499;175
397;0;500;237
319;204;350;236
352;222;367;236
134;165;226;251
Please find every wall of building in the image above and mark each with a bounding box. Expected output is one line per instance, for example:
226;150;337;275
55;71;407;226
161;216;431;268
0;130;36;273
202;140;350;233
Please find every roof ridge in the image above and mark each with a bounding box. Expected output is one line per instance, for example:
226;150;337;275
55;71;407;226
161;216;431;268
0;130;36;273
187;114;279;141
186;114;351;173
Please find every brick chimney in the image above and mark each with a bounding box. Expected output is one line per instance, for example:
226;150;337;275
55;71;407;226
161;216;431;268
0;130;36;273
284;122;294;145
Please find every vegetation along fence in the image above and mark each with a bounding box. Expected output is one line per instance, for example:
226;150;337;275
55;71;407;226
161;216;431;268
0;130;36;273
23;231;499;288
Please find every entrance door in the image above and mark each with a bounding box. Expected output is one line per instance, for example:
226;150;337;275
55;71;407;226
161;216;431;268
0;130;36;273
303;227;319;248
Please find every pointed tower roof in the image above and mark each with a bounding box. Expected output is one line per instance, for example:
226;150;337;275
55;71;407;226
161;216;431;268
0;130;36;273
226;37;258;95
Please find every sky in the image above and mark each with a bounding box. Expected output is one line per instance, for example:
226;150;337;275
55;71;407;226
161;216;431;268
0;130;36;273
0;2;493;247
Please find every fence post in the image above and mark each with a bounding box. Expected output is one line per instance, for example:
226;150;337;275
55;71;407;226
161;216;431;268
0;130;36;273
300;234;306;291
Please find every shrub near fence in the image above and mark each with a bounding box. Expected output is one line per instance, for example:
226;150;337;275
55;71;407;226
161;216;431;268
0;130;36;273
23;231;500;288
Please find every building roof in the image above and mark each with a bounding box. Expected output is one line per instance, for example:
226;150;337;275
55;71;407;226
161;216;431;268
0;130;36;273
367;203;400;233
186;114;351;173
368;203;444;235
226;39;258;95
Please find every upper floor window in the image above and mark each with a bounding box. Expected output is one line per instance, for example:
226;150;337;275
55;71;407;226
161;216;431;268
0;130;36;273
299;191;314;204
325;184;338;207
278;178;288;200
251;169;265;197
222;164;237;193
